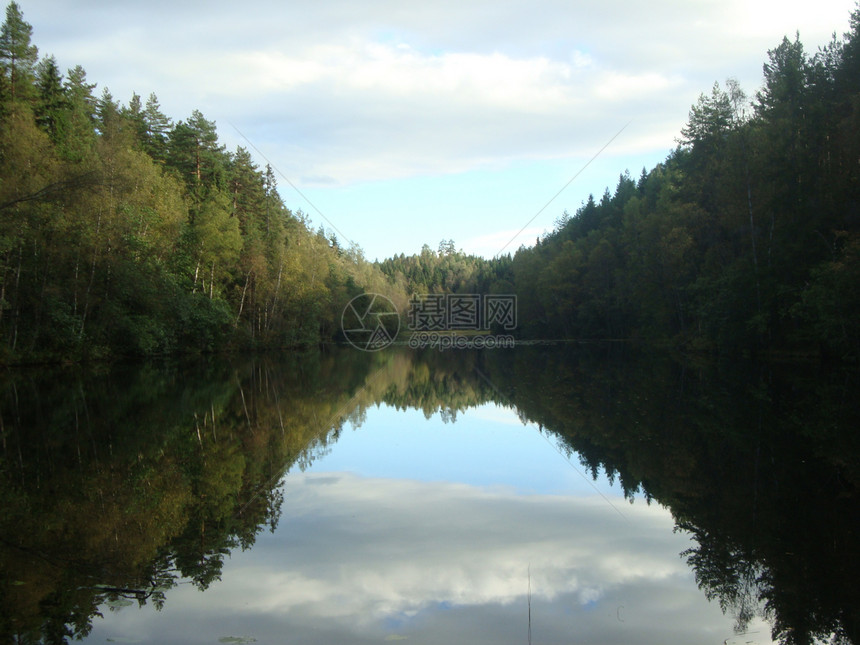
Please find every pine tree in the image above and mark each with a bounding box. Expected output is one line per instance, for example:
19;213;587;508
34;55;67;141
168;110;226;200
95;86;120;139
228;146;266;231
61;64;97;162
0;1;38;103
680;81;734;149
142;92;171;162
121;91;148;147
837;4;860;95
263;163;279;237
64;64;96;113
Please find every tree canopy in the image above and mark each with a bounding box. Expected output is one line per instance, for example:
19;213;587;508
504;9;860;360
0;2;410;363
2;2;860;362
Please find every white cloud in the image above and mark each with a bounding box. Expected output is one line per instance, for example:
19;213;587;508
187;474;695;619
92;472;775;644
594;71;684;102
19;0;859;258
461;226;546;257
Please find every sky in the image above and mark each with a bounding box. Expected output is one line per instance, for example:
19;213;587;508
19;0;859;259
309;402;622;495
84;402;777;644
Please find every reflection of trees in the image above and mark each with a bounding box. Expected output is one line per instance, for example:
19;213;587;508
379;349;498;418
0;350;387;643
0;346;509;642
1;346;857;645
480;345;859;645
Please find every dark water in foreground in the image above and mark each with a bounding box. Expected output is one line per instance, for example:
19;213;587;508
0;345;857;644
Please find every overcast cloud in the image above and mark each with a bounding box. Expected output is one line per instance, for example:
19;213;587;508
88;472;776;644
19;0;858;257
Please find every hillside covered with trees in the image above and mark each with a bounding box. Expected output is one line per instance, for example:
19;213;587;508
2;1;860;363
508;11;860;359
0;2;405;363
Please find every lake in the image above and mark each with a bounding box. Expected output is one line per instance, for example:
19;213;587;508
0;345;857;644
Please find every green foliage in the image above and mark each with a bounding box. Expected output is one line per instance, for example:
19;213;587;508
1;0;858;362
793;232;860;359
0;1;37;103
33;55;66;140
141;92;171;162
377;240;511;298
504;13;860;359
0;2;405;363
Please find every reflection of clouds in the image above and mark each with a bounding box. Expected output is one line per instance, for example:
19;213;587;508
201;473;721;623
92;471;776;645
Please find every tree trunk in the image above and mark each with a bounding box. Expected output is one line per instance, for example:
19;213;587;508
266;262;283;332
236;272;250;325
80;208;103;339
192;257;201;293
10;241;23;352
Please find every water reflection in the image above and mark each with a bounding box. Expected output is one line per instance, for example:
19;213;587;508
0;346;856;644
89;468;753;645
480;347;860;645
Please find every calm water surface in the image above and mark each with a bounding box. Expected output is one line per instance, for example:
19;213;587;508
1;346;856;644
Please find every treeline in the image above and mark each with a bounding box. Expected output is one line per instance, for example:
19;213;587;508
0;2;402;363
377;239;514;296
510;11;860;359
4;0;860;362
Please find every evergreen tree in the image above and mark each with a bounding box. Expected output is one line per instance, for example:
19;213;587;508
142;92;171;162
121;91;148;146
228;146;266;231
95;86;120;140
680;81;734;148
34;54;67;141
0;1;37;103
167;110;226;202
61;64;96;162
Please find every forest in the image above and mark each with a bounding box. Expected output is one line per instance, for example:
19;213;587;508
2;1;860;362
507;16;860;359
0;2;407;363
